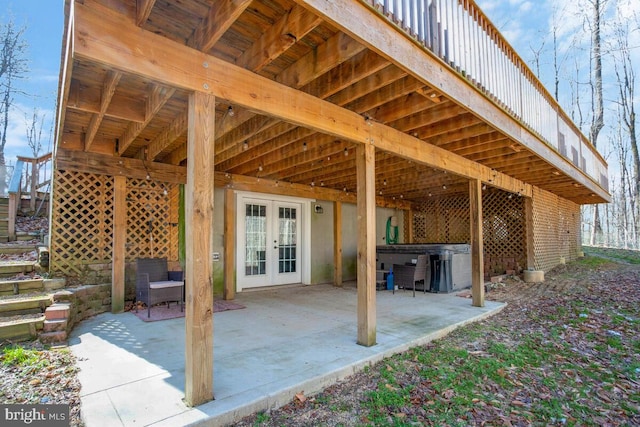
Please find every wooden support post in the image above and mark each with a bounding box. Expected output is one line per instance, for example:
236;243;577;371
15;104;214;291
469;179;485;307
523;196;535;270
8;193;16;241
184;91;215;406
112;175;126;313
356;143;376;346
333;201;343;287
224;188;235;300
405;208;414;243
30;160;37;212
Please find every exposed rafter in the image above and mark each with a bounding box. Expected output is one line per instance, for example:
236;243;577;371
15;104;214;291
84;70;121;151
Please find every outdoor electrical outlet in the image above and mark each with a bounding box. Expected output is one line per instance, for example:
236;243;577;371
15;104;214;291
212;252;220;261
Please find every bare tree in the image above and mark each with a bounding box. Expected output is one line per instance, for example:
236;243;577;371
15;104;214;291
612;20;638;247
587;0;606;246
528;36;546;79
0;17;28;194
24;107;44;157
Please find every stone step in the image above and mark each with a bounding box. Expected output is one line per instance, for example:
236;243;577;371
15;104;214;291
45;303;71;321
0;279;44;296
43;318;67;333
0;295;52;316
0;315;45;342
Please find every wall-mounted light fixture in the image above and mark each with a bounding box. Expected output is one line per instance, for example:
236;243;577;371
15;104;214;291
314;204;324;214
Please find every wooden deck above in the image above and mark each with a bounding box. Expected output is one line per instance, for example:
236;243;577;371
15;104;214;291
56;0;610;205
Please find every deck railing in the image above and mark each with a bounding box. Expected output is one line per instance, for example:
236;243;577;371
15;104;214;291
7;153;52;240
366;0;608;192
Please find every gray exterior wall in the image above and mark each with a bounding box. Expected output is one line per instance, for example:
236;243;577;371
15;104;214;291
210;192;407;294
309;200;404;284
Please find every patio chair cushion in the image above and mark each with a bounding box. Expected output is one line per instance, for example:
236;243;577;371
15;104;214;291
149;280;184;289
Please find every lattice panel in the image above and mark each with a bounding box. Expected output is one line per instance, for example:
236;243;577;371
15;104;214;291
558;197;580;263
50;170;114;277
482;191;526;276
532;187;569;272
412;189;526;277
413;195;470;243
126;179;179;260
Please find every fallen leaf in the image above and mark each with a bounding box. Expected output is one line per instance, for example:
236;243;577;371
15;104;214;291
29;379;41;386
295;392;306;403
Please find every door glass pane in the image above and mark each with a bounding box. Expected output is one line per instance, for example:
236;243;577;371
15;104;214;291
245;204;266;276
278;207;297;273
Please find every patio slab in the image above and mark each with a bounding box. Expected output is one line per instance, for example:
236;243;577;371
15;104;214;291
69;284;505;426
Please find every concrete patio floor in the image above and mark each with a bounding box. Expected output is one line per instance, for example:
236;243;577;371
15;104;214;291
69;284;505;426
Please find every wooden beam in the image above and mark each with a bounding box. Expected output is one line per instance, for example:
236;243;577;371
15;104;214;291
235;5;321;72
54;148;413;208
275;32;365;87
85;71;122;151
189;0;253;53
356;143;376;346
469;179;484;307
224;188;236;300
56;148;186;184
136;0;156;26
67;80;146;122
334;201;343;287
112;175;126;313
117;84;175;155
55;2;74;152
292;0;609;200
73;3;535;196
304;50;390;99
146;110;187;161
184;91;215;406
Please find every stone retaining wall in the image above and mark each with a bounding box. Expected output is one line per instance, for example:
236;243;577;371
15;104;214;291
53;284;112;330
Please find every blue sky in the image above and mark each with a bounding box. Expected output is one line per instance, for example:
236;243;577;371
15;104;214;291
0;0;64;163
0;0;637;174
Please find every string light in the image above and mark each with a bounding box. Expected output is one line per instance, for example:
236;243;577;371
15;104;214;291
243;141;248;151
227;106;234;117
303;142;307;152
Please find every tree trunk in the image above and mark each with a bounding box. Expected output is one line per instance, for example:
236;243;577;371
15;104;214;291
588;0;604;246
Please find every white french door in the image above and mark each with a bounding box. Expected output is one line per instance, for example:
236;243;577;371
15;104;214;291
237;195;305;290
